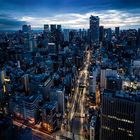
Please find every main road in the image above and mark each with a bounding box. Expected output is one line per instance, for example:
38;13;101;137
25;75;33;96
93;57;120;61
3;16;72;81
61;49;91;139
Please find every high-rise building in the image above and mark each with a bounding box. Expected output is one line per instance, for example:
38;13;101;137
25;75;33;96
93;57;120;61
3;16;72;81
104;28;112;42
50;24;57;32
22;25;31;33
44;24;49;32
115;27;120;38
44;24;50;47
100;68;117;90
22;74;29;94
89;67;97;94
24;94;43;124
99;26;104;42
89;15;100;45
63;29;70;42
56;25;62;45
50;24;57;43
100;89;140;140
57;25;61;32
49;86;65;115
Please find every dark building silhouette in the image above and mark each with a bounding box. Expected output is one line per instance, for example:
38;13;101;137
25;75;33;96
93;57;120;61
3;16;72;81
115;27;120;38
100;89;140;140
89;15;100;46
99;26;104;42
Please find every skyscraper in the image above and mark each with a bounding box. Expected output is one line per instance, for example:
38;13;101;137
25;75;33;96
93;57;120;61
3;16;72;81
44;24;50;47
50;24;57;32
22;25;31;33
99;26;104;42
56;25;62;45
115;27;120;38
63;29;70;42
57;25;62;32
100;89;140;140
44;24;49;32
50;24;57;43
89;15;100;45
104;28;112;42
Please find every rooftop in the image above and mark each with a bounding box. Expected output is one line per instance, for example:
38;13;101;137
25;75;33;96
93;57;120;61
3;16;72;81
43;102;57;110
103;89;140;102
24;94;42;103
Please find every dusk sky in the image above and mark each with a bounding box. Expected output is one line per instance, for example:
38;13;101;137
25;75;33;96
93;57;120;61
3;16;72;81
0;0;140;30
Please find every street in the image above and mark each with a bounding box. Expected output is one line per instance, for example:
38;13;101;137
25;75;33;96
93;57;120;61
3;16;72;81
61;50;91;139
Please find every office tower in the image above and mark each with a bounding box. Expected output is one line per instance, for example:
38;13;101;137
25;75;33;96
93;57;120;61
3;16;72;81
89;67;97;94
100;89;140;140
22;74;29;94
29;39;33;52
50;86;65;115
63;29;70;42
100;68;117;90
44;24;49;32
69;30;77;43
99;26;104;42
44;24;50;47
33;36;37;49
24;94;43;124
50;24;56;32
50;24;57;43
22;25;31;33
89;15;100;45
104;28;112;42
56;25;62;45
115;27;120;38
57;25;61;32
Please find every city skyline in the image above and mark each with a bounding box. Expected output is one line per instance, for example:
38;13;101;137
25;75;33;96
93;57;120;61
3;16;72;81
0;0;140;30
0;8;140;139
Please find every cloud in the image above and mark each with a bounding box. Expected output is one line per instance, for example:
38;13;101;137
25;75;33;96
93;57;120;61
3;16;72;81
0;14;26;30
0;0;139;29
19;9;140;29
0;0;140;16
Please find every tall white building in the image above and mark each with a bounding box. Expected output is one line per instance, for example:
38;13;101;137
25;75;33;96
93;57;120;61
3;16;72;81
89;68;98;94
100;68;117;90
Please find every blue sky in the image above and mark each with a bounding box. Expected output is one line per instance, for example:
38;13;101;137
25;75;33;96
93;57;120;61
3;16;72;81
0;0;140;30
